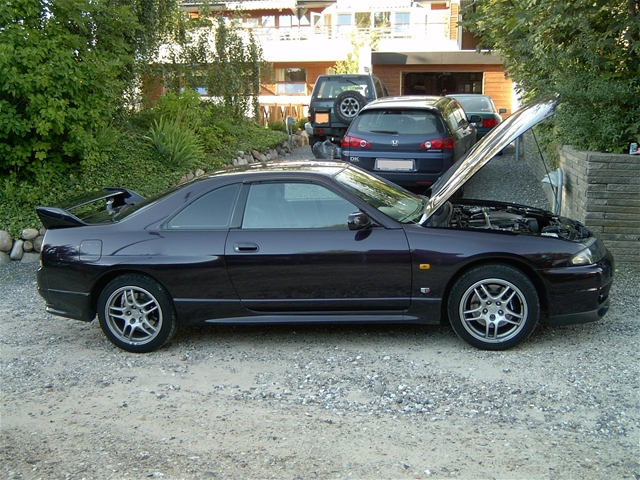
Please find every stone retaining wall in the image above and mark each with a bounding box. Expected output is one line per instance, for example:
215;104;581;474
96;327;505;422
522;133;639;266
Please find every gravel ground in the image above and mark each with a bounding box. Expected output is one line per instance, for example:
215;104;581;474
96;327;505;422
1;146;639;480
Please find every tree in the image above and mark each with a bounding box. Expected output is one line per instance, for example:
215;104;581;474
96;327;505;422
163;12;265;122
462;0;640;152
0;0;181;179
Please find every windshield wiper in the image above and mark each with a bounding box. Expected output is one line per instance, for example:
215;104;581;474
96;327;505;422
371;130;398;135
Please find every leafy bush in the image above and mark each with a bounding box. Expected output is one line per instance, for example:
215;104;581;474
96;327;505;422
145;117;204;170
267;121;287;133
462;0;640;153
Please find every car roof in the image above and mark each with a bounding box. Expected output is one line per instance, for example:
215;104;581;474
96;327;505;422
447;94;491;98
360;95;452;112
202;161;348;182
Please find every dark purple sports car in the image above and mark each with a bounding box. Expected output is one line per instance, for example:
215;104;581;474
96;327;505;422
36;96;614;352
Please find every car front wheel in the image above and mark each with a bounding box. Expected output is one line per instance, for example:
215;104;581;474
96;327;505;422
97;274;177;353
447;265;539;350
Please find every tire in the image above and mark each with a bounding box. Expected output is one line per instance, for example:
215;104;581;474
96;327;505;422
97;274;177;353
447;265;539;350
309;135;323;148
333;91;366;124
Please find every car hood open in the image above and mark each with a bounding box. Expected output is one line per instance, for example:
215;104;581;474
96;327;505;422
422;95;558;221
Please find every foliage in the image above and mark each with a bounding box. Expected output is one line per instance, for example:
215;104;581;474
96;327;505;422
0;0;183;181
462;0;640;152
163;10;265;122
145;116;204;170
333;28;382;74
0;93;289;236
267;121;287;133
0;0;135;177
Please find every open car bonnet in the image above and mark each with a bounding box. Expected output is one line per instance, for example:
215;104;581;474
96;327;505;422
423;95;558;221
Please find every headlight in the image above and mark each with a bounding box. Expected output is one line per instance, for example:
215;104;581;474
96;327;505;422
568;237;604;266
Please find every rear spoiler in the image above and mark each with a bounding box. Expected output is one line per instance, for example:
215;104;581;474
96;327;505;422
36;187;145;229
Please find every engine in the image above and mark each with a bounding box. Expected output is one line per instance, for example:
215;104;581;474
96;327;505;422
449;203;591;240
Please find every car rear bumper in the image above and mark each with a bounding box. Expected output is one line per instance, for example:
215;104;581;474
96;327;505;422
37;267;95;321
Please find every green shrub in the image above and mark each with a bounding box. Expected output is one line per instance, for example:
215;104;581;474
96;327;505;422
145;116;204;170
267;121;287;133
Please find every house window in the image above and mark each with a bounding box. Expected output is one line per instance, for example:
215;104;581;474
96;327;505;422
374;11;391;32
337;13;352;36
245;17;259;28
394;12;410;35
276;68;307;95
355;12;371;29
262;15;275;27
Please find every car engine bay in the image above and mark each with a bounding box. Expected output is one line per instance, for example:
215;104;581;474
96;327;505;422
429;201;592;241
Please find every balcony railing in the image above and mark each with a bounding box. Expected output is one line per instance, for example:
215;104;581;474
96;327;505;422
247;22;447;42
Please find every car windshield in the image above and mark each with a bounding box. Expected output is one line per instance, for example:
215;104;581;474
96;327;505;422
454;96;495;112
334;166;425;223
350;109;443;136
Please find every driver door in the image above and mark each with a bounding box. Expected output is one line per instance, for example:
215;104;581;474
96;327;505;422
224;181;412;312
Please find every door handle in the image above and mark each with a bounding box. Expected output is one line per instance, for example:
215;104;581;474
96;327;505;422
234;242;259;253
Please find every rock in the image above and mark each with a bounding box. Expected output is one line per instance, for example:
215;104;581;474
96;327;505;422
10;239;24;261
251;149;261;160
374;382;385;395
195;168;205;177
23;241;34;252
0;230;12;252
21;252;40;263
0;252;10;264
39;227;46;235
21;228;39;240
34;236;44;253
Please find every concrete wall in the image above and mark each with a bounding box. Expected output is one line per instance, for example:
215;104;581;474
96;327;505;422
522;133;640;266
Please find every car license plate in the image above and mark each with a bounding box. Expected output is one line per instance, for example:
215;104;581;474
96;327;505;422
375;159;415;171
315;113;330;124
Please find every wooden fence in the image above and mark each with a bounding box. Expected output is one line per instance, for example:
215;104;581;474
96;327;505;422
259;103;307;126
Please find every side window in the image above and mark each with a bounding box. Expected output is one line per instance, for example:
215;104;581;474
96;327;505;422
455;107;468;127
242;182;358;229
167;184;240;229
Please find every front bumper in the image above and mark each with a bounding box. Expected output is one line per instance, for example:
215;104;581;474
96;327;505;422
541;251;614;327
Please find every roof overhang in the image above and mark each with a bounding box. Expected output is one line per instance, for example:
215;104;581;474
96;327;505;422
372;51;503;65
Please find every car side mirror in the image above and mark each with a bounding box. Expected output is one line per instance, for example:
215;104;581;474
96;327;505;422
348;211;372;230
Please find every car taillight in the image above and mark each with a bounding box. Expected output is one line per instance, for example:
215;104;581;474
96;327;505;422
482;118;498;128
419;137;454;150
308;115;313;122
341;135;371;148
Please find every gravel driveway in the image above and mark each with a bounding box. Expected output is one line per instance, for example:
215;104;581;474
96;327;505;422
2;147;638;479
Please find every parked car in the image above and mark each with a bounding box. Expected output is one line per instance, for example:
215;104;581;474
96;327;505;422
447;94;506;139
35;96;613;354
340;96;479;190
307;74;389;147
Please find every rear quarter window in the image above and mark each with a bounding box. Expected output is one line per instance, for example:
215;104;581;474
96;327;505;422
313;79;369;99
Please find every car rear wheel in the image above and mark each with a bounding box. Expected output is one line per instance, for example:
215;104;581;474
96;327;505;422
447;265;539;350
97;274;177;353
333;91;366;124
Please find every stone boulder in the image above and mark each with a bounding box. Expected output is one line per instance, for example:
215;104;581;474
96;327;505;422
0;230;12;252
